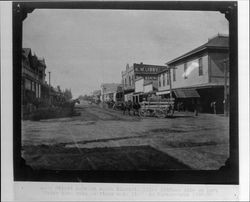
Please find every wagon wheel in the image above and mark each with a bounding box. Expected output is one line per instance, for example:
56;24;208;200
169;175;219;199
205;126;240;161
139;109;146;117
148;109;155;117
155;109;166;118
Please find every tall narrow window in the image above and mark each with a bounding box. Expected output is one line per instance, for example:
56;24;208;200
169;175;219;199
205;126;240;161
162;73;165;86
173;67;176;81
167;72;170;85
158;75;161;87
198;58;203;76
184;63;187;79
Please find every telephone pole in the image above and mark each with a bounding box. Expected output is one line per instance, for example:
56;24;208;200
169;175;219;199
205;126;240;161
48;71;51;105
167;65;174;116
223;59;229;116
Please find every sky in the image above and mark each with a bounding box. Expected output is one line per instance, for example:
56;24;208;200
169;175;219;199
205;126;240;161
23;9;228;98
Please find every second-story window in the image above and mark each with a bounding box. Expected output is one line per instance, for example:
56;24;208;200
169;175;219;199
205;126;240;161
167;72;170;85
198;58;203;76
158;76;161;87
173;67;176;81
163;73;165;86
184;63;187;79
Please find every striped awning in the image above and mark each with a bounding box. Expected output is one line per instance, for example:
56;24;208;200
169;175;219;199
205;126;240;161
173;89;200;98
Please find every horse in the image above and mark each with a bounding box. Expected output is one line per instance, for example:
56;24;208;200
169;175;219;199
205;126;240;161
132;102;141;116
122;101;133;115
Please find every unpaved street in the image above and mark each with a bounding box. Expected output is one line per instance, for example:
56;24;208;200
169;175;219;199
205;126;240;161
22;102;229;170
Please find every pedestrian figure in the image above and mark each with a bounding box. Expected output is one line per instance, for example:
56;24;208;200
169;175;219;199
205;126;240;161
121;102;126;115
210;101;217;114
193;99;198;116
127;100;132;116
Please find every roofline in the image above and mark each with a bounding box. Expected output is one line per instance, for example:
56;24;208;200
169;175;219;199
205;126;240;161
133;63;166;68
157;68;169;75
166;35;229;65
166;46;207;65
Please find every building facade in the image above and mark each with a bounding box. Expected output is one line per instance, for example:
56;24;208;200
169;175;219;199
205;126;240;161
121;63;166;101
100;83;123;102
121;63;166;91
157;34;229;113
22;48;46;106
92;90;101;103
134;77;158;102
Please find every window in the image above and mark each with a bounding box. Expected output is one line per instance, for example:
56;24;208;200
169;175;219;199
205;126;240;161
167;72;170;85
184;63;187;79
198;58;203;76
173;67;176;81
163;73;165;86
158;76;161;87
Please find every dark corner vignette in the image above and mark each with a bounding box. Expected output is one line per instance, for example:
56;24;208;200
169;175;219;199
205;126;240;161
13;1;238;184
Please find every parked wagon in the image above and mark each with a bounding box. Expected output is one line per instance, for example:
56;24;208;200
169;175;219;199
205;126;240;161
139;98;175;118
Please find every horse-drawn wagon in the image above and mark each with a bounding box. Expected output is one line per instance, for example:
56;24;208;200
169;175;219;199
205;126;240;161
139;98;175;118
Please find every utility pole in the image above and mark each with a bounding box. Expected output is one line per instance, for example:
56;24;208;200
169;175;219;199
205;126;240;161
223;59;229;116
167;66;172;101
167;65;174;116
48;71;51;105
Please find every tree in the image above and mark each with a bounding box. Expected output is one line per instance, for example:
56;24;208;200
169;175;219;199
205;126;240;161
57;85;61;93
63;88;72;101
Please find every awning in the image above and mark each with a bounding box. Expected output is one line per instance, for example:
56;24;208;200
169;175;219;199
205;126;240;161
123;89;135;94
156;90;170;96
173;89;200;98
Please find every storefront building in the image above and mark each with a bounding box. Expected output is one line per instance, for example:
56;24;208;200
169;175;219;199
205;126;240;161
157;34;229;113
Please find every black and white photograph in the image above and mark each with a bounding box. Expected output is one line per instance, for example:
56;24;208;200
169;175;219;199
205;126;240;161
18;2;234;174
1;0;249;201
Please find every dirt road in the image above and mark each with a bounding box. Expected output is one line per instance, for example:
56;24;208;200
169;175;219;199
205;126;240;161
22;102;229;170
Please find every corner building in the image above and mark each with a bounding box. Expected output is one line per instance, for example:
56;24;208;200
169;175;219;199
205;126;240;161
157;34;229;113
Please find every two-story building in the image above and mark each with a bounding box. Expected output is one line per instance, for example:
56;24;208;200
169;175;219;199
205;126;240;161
22;48;47;105
157;34;229;113
121;62;167;100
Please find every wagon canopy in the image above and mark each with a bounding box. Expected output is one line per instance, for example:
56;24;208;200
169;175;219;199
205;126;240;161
173;89;200;98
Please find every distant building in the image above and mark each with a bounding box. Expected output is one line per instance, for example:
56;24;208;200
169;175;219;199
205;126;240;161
121;63;166;90
157;34;229;113
121;63;166;99
22;48;46;105
92;90;101;103
100;83;123;102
